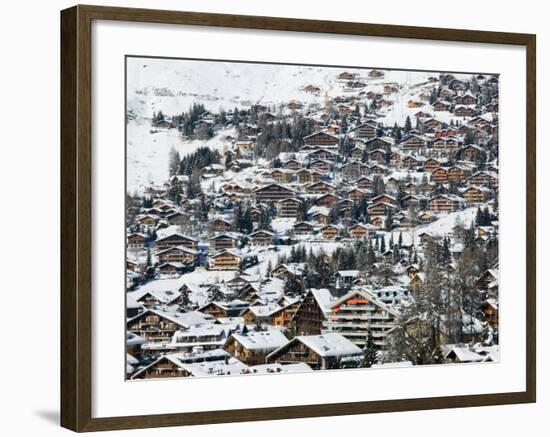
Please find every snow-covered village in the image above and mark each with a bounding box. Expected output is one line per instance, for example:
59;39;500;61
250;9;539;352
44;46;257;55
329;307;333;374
125;58;499;380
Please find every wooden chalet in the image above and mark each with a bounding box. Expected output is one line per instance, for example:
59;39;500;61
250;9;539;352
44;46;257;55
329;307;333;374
399;134;430;151
431;167;449;183
348;223;372;239
209;250;241;270
293;221;314;236
463;186;492;205
254;183;296;202
293;289;333;336
353;121;377;139
427;194;464;212
278;197;302;218
156;246;197;265
303;131;339;148
319;224;339;239
209;233;240;252
155;233;198;251
127;233;147;249
266;333;362;370
315;193;339;207
248;230;274;246
223;331;289;366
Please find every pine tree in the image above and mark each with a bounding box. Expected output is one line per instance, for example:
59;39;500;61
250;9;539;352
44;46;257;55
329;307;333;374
404;115;412;134
168;147;181;177
362;330;378;368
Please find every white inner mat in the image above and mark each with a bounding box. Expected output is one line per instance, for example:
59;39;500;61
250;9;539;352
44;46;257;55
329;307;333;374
92;19;526;418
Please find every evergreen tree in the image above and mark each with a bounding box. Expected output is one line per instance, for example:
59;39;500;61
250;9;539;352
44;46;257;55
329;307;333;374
168;147;181;177
362;330;378;368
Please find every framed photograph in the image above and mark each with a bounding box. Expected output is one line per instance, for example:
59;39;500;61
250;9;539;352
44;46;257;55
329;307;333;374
60;4;536;432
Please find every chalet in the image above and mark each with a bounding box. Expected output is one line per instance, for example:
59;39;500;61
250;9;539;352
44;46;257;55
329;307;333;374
287;100;303;110
371;216;385;228
303;132;339;148
319;224;339;239
400;155;421;170
352;122;377;139
368;163;387;176
309;159;332;174
432;100;451;111
447;165;468;182
310;210;329;225
209;250;241;270
431;167;448;183
348;223;372;239
127;309;212;343
282;159;302;170
427;194;464;212
407;99;424;108
157;262;185;278
127;232;147;249
347;188;366;202
295;169;319;184
308;148;339;162
463;186;492;205
350;146;365;160
340;161;368;180
156;246;198;265
434;127;458;138
355;176;374;190
131;350;246;379
278;197;302;218
306;181;336;194
482;299;499;328
292;288;334;336
241;304;284;326
433;136;460;152
315;193;339;207
454;93;477;105
401;194;423;209
462;144;483;161
254;184;296;202
324;289;399;349
424;157;446;172
399;134;430;151
338;71;355;80
368;202;397;216
209;217;233;232
128;288;182;308
270;168;294;183
155;233;198;251
271;263;307;281
224;331;289;365
454;105;476;117
293;221;314;236
248;230;274;246
266;333;363;370
369;69;384;78
209;233;240;252
222;181;254;194
368;148;386;163
372;194;397;206
199;301;249;319
389;153;402;168
466;171;498;188
136;214;160;231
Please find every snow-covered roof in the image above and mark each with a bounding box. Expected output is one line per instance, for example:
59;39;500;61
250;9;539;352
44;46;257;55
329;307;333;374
229;330;289;351
294;333;362;358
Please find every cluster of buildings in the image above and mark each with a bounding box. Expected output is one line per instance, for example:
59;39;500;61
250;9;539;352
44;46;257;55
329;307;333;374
126;68;500;379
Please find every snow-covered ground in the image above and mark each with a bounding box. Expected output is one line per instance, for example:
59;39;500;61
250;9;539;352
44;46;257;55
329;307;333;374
126;120;234;194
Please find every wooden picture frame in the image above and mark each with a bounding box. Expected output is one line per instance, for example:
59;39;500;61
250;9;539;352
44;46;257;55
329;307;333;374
60;4;536;432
